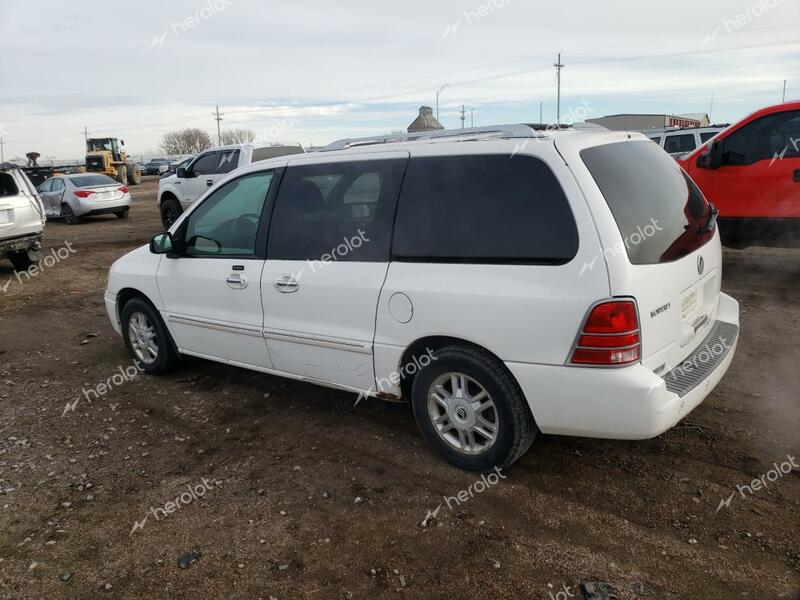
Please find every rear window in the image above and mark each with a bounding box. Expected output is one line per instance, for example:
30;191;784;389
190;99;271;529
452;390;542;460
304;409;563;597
581;141;715;264
392;155;578;264
69;175;117;187
0;172;20;197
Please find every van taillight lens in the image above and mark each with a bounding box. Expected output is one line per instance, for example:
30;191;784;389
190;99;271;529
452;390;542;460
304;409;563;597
571;300;641;366
74;190;94;198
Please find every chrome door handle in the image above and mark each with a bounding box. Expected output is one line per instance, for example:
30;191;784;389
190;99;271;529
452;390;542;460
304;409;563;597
226;273;249;289
273;275;299;293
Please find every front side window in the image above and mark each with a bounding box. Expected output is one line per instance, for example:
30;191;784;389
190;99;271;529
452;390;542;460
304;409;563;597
581;141;715;264
182;171;274;256
392;155;578;264
723;110;800;165
267;159;406;262
38;179;53;193
664;134;696;154
191;152;219;176
51;179;65;191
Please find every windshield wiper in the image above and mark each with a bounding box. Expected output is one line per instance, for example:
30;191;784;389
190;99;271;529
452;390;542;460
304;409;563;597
698;203;719;234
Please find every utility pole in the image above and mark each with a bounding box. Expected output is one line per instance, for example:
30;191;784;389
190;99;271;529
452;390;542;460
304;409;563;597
0;137;5;163
709;93;714;120
81;126;89;150
213;105;224;145
435;84;450;123
470;108;475;128
539;101;543;124
460;105;466;128
554;52;565;124
783;80;787;102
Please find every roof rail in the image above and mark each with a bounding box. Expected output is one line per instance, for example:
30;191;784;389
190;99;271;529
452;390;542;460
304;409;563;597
323;123;574;152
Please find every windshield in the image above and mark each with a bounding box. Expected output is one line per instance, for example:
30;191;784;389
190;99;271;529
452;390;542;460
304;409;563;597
581;140;716;264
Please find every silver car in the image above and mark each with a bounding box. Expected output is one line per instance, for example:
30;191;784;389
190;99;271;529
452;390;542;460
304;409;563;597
38;173;132;225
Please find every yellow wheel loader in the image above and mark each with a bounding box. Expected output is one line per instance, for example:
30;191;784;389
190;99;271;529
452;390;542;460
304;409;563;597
85;138;142;186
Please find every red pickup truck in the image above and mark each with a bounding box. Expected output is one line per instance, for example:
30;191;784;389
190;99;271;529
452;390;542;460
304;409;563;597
679;101;800;247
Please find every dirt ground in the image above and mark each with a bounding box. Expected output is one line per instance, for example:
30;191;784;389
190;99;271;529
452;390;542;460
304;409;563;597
0;177;798;600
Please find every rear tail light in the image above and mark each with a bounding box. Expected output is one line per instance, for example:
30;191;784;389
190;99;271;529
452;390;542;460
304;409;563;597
118;186;129;193
570;299;641;366
73;190;94;198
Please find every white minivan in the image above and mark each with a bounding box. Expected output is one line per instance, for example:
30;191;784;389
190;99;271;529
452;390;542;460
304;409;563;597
104;124;740;471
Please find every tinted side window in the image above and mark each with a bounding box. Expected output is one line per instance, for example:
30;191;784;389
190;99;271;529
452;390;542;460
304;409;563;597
183;171;274;256
392;155;578;264
52;179;65;191
192;152;219;175
267;159;406;262
216;149;240;174
0;173;19;197
723;111;800;165
38;179;53;193
700;132;718;143
664;134;696;154
648;136;663;145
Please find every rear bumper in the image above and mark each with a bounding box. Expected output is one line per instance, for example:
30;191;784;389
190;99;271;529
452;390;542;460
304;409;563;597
0;232;43;255
74;197;131;217
507;292;739;440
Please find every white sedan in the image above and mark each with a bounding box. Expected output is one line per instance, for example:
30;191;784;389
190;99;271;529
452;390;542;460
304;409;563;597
38;173;132;224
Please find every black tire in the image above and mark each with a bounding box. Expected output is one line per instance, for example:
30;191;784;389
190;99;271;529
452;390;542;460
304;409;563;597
160;197;182;229
61;204;79;225
127;165;142;185
411;346;537;472
120;298;179;375
8;250;34;272
115;209;129;219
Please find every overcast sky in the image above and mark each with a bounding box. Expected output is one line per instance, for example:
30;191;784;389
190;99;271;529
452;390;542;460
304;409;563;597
0;0;798;160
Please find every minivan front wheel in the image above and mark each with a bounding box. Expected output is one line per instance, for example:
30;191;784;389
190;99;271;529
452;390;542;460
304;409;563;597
121;298;178;375
411;346;537;472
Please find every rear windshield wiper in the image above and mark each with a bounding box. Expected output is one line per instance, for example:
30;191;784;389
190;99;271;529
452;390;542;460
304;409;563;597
698;203;719;234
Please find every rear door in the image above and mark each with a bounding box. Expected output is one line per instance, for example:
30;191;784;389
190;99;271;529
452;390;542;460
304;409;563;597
559;135;721;373
260;152;407;391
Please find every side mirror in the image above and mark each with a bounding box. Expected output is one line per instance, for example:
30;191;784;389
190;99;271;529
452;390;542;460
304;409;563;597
697;140;724;170
150;232;174;254
176;167;186;178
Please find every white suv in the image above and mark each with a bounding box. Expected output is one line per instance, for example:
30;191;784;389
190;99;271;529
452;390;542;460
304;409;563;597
105;124;740;471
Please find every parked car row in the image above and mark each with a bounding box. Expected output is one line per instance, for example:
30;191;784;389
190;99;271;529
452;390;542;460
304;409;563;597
645;125;728;157
106;123;740;471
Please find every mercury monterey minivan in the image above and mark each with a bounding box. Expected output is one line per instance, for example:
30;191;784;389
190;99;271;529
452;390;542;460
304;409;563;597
104;124;740;471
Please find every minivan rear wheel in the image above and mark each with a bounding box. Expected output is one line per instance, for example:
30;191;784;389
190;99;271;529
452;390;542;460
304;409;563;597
411;346;536;472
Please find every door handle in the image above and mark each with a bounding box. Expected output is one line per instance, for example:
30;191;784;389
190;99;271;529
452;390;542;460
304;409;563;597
226;273;249;289
793;169;800;183
273;275;299;293
206;179;213;187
